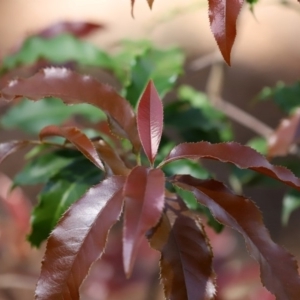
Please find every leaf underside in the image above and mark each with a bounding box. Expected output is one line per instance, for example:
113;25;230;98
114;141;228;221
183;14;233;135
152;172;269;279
173;175;300;300
35;176;125;300
0;140;29;164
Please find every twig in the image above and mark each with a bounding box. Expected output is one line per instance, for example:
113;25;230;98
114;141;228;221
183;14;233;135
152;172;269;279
205;56;273;139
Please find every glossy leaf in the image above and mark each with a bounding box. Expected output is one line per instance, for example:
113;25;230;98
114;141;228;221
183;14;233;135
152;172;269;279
0;140;29;164
1;97;105;135
39;125;104;170
35;176;125;300
36;21;105;39
0;68;140;152
124;47;184;107
14;149;82;186
160;141;300;191
149;201;215;300
173;175;300;299
137;81;163;165
208;0;244;65
0;34;113;74
123;166;165;276
268;109;300;157
282;190;300;226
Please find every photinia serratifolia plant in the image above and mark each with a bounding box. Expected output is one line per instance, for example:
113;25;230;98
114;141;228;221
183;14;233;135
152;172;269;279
1;68;300;299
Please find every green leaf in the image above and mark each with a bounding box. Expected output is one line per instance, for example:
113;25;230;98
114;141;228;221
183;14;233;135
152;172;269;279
27;155;103;247
174;186;223;233
246;137;267;155
162;158;210;179
14;149;82;186
0;34;114;74
163;85;233;143
258;81;300;114
124;47;184;107
282;190;300;226
1;98;105;135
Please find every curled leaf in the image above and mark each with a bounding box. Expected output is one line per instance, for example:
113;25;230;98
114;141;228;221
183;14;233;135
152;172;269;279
137;81;163;165
35;176;125;300
173;175;300;299
123;166;165;276
208;0;244;65
40;125;104;170
0;68;140;152
160;141;300;191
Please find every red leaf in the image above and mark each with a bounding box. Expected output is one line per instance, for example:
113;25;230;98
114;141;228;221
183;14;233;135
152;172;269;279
36;21;105;39
0;140;29;164
208;0;244;65
0;68;140;152
40;125;104;170
268;109;300;157
35;176;125;300
173;175;300;299
137;81;163;165
149;199;216;300
160;141;300;191
123;166;165;276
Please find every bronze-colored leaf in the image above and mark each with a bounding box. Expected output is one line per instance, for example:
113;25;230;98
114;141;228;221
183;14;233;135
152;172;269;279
160;141;300;191
149;199;215;300
94;139;130;176
208;0;243;65
0;68;140;152
39;125;104;170
35;176;125;300
268;109;300;157
0;140;29;164
123;166;165;276
173;175;300;300
137;80;163;165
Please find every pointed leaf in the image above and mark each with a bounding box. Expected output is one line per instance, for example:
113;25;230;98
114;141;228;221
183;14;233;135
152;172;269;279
137;81;163;164
208;0;244;65
0;140;29;164
268;109;300;157
28;156;102;247
0;68;140;152
173;175;300;299
160;142;300;191
123;166;165;276
39;125;104;170
147;0;154;9
149;200;215;300
35;176;125;300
